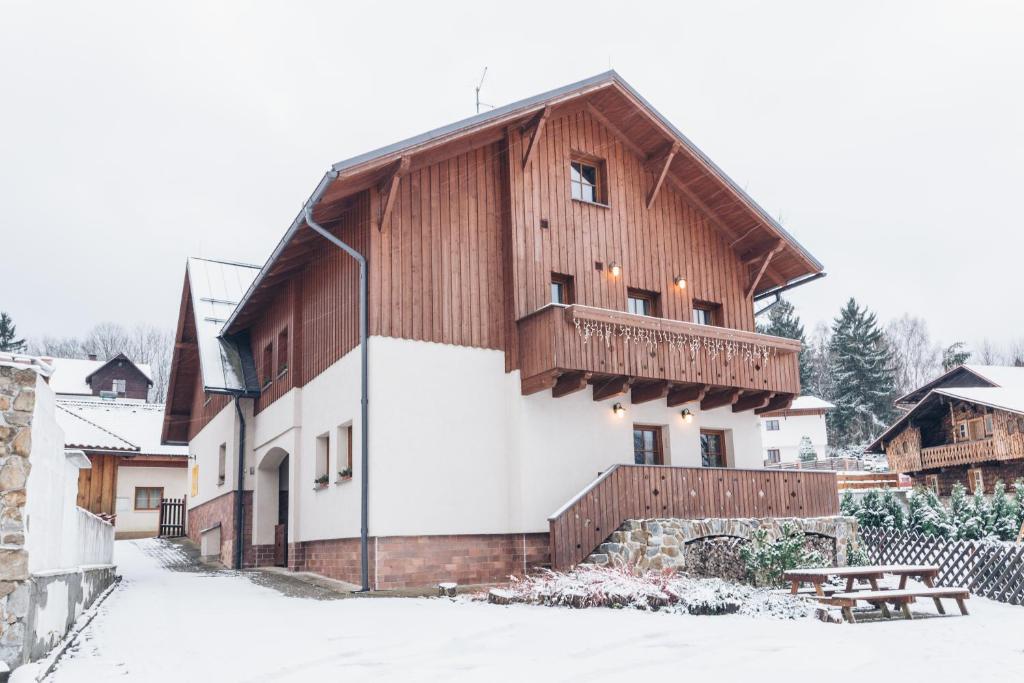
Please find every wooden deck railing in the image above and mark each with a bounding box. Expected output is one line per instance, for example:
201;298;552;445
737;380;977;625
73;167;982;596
765;457;864;471
919;439;996;469
547;464;839;570
517;304;802;396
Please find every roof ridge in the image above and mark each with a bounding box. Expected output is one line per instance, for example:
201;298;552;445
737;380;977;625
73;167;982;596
188;255;262;269
55;403;139;451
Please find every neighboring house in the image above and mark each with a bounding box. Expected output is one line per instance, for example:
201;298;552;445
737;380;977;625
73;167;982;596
43;355;188;538
47;353;153;400
162;72;824;588
760;396;834;464
0;354;115;669
868;365;1024;495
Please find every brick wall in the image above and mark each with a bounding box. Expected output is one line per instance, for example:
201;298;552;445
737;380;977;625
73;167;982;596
912;460;1024;496
187;490;274;569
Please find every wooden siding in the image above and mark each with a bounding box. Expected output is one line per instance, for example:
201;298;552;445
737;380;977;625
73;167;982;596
506;108;757;337
77;453;119;515
187;374;230;441
548;464;839;570
518;304;801;395
252;279;297;414
885;406;1024;474
368;143;507;350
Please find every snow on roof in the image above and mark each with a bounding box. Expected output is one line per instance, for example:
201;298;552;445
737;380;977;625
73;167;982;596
0;353;54;377
961;365;1024;390
55;399;188;456
187;257;260;393
932;386;1024;416
788;396;835;411
47;357;153;396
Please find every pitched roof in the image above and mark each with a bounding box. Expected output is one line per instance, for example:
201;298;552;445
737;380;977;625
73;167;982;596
868;364;1024;453
789;396;835;411
56;399;188;456
223;70;824;334
186;256;261;393
47;356;153;396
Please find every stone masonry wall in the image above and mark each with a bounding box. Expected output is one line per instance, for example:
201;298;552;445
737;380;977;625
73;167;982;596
0;364;37;666
587;517;858;576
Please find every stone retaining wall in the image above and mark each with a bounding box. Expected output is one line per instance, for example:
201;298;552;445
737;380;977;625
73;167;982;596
586;517;858;576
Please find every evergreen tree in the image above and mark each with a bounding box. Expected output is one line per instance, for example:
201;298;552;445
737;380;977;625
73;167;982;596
853;489;905;530
757;299;812;389
942;342;971;371
1014;479;1024;533
826;299;898;447
987;480;1019;541
907;487;955;538
0;312;25;353
797;435;817;462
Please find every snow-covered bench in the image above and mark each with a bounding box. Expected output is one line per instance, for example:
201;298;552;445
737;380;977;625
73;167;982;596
829;586;970;622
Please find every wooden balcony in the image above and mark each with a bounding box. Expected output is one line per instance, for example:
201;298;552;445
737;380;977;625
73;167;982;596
547;464;839;570
919;439;997;470
517;304;802;412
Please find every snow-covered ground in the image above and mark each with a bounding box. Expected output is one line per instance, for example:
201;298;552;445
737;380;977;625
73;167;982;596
46;540;1024;682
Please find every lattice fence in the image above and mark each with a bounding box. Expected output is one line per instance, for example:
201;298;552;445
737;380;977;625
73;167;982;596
860;528;1024;606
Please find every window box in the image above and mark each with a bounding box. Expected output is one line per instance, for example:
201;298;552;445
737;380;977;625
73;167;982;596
336;468;353;484
313;474;330;491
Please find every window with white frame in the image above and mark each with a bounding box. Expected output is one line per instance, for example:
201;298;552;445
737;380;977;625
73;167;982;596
315;433;330;484
766;448;781;464
765;419;780;431
112;379;126;394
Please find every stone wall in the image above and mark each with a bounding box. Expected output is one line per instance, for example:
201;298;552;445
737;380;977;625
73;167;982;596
0;364;38;666
586;517;857;576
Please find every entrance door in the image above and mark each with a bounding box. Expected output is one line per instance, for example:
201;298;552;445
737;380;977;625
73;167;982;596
274;456;289;567
701;430;727;467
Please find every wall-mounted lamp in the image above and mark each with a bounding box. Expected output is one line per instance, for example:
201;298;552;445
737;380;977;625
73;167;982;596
608;262;622;277
673;276;687;290
612;402;626;418
680;408;694;424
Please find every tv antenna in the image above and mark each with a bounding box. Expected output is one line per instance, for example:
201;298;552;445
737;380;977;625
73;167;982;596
475;67;493;114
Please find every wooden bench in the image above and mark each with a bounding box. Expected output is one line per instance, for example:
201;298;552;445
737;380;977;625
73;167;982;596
829;587;970;622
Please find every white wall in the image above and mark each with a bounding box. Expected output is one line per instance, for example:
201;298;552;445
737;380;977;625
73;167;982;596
114;465;189;535
760;412;829;463
187;398;252;509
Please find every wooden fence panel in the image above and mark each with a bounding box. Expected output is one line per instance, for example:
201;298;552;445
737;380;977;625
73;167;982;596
861;527;1024;606
158;497;187;538
548;464;839;570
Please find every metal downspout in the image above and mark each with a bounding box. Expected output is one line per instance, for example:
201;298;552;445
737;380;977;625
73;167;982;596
233;395;247;570
303;171;371;592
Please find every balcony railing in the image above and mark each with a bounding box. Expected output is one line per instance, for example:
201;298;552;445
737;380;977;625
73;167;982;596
517;304;802;397
919;439;997;469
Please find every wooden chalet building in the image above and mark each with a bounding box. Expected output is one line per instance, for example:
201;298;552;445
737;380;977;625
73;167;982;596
869;365;1024;496
162;72;829;588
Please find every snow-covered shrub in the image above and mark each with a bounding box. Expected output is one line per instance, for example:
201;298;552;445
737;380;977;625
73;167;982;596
839;490;859;517
852;488;905;531
798;436;817;462
907;486;955;538
739;523;825;587
987;480;1019;541
492;566;812;619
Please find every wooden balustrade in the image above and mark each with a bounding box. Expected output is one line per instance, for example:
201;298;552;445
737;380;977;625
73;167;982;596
517;304;802;398
919;439;997;469
547;464;839;570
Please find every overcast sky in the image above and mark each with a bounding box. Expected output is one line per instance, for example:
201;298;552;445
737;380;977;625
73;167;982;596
2;1;1021;351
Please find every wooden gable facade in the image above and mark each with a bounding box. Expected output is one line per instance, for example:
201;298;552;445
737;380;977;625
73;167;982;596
168;73;823;439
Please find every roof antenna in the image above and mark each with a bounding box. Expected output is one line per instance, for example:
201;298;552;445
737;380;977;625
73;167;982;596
475;67;493;114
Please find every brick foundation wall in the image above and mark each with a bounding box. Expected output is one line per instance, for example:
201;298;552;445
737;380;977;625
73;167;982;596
187;490;275;569
912;461;1024;496
292;532;550;590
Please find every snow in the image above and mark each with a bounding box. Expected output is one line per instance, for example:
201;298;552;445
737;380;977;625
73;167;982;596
54;400;187;456
44;539;1024;682
788;395;835;411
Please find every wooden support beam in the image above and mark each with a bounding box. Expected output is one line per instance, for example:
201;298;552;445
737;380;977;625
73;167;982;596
631;380;670;404
521;370;559;396
646;144;679;209
733;391;775;413
552;371;592;398
666;383;709;407
745;239;785;298
701;388;742;411
377;156;410;230
522;105;551;170
756;393;795;415
593;375;633;401
585;103;647;158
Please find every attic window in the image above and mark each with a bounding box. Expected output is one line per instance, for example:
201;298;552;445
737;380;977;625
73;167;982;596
570;158;606;205
277;328;289;377
262;343;273;388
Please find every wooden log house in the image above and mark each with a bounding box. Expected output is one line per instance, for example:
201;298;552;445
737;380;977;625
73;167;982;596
161;72;830;588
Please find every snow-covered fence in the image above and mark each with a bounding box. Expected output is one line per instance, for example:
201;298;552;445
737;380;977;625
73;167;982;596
861;528;1024;606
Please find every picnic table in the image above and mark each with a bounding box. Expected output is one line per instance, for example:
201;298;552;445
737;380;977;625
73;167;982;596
783;565;967;622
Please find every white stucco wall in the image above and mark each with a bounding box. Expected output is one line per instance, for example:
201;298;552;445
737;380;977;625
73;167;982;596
760;412;829;463
187;337;770;546
187;398;252;509
114;465;189;535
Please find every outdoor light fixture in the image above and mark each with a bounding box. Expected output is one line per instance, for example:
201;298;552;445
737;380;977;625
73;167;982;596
608;262;621;277
674;276;687;290
680;408;693;424
612;402;626;417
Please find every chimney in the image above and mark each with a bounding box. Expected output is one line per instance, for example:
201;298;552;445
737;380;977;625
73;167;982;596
88;353;98;361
